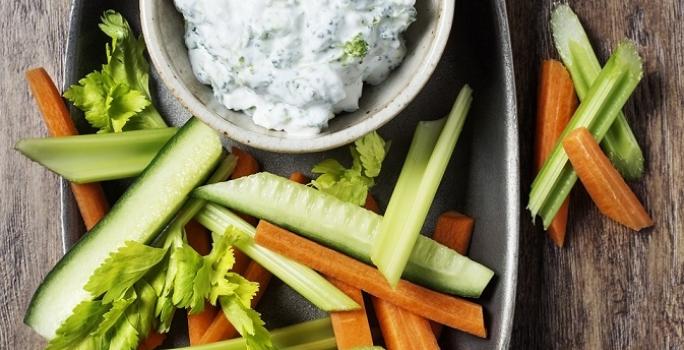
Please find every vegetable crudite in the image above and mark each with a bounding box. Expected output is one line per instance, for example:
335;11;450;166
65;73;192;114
371;85;473;287
194;172;494;297
563;128;653;231
534;60;577;246
254;220;487;338
25;118;223;340
528;41;643;228
16;128;177;183
551;4;645;180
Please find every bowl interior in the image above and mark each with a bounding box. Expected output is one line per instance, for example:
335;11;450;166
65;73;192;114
144;0;451;152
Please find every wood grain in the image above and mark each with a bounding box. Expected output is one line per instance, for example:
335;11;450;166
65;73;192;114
508;0;684;348
0;0;70;348
1;0;682;348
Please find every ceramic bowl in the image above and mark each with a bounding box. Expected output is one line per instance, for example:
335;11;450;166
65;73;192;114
140;0;454;153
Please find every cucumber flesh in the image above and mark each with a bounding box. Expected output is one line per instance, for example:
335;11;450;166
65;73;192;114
194;172;494;297
15;128;176;183
25;118;222;339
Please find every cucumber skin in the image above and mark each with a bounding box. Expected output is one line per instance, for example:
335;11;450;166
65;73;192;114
24;118;222;339
194;173;494;297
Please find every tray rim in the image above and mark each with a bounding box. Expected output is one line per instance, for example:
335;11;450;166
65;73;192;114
59;0;520;348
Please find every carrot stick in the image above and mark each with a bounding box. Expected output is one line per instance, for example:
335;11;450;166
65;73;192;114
254;221;487;338
289;171;309;185
186;220;212;256
137;332;167;350
433;211;474;255
231;147;261;226
372;298;439;350
230;147;260;180
363;196;438;347
534;60;578;246
26;68;109;230
364;194;380;214
328;278;373;349
563;128;653;230
198;261;273;344
429;210;476;337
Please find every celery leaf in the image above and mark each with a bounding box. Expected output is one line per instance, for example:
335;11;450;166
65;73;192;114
220;295;273;350
64;10;165;133
46;300;108;350
84;241;166;303
311;131;388;205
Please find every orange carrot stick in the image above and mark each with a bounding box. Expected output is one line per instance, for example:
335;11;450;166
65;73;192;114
328;278;373;349
429;210;476;337
363;196;438;347
26;68;109;230
433;211;474;255
198;261;273;344
364;194;380;214
230;147;260;180
186;220;212;256
254;221;487;338
231;147;260;226
137;332;166;350
289;171;309;185
563;128;653;230
372;298;439;350
534;60;578;247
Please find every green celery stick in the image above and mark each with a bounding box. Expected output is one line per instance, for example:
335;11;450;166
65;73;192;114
529;42;643;228
551;4;644;179
196;203;359;311
169;317;334;350
371;86;473;287
15;128;176;183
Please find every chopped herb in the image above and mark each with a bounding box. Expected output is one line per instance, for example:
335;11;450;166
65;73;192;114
343;34;369;59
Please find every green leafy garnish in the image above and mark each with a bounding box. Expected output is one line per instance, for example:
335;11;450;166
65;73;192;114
85;241;166;303
48;229;272;350
64;10;166;133
311;131;389;205
46;300;108;350
343;33;369;59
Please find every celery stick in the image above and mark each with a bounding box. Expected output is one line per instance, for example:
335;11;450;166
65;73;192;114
551;4;644;179
15;128;176;183
170;317;334;350
528;42;643;227
371;85;473;287
195;203;359;311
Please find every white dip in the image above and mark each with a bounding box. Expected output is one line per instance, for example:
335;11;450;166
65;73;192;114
175;0;417;136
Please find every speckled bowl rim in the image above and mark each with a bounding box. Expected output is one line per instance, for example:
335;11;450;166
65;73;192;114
140;0;455;153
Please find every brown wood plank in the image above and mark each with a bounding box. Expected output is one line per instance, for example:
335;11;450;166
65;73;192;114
0;0;70;348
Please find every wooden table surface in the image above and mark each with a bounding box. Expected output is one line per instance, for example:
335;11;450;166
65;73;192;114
1;0;682;348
